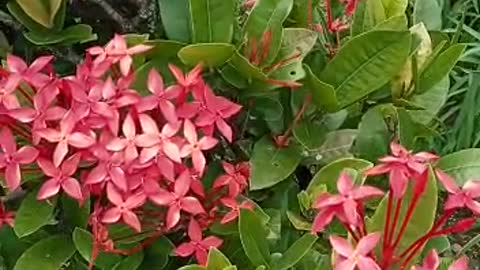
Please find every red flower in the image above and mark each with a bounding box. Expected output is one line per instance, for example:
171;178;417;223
312;171;383;230
136;69;180;124
0;202;15;228
330;232;381;270
5;54;52;91
149;169;205;230
220;198;254;224
364;141;438;198
37;153;83;201
102;183;146;232
36;111;96;167
107;113;143;163
213;161;249;197
175;219;223;265
0;127;39;190
412;249;439;270
180;120;218;175
436;170;480;214
85;149;128;192
168;64;203;103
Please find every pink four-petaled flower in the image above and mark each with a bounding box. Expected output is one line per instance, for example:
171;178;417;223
180;120;218;175
436;170;480;214
330;232;381;270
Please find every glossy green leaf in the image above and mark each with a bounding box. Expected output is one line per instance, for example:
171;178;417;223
416;44;465;94
72;228;122;269
206;248;231;270
61;195;90;229
269;28;317;82
14;235;75;270
422;236;450;256
244;0;294;65
409;77;449;124
373;15;408;31
353;105;391;161
15;0;62;28
239;209;270;267
138;236;173;270
293;120;327;151
250;136;302;190
145;40;186;59
112;251;143;270
286;211;312;231
306;158;373;197
313;129;358;164
178;43;235;67
158;0;191;42
14;192;56;238
437;149;480;186
303;65;337;112
365;0;387;29
189;0;234;43
381;0;407;18
177;266;204;270
274;234;318;270
221;51;267;83
320;31;411;108
133;59;179;95
7;1;49;32
24;24;96;45
368;167;438;257
0;227;29;269
413;0;442;30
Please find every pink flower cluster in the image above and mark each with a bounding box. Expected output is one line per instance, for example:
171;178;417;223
311;142;474;270
0;34;250;265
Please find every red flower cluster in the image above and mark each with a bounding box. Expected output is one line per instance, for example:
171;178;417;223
0;34;250;266
312;142;473;270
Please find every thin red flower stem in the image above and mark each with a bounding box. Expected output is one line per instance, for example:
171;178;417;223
391;195;422;251
263;52;302;73
111;65;120;80
250;37;258;64
7;123;31;142
341;221;360;242
307;0;313;29
358;201;367;237
387;198;406;249
17;85;33;105
325;0;333;29
383;190;393;251
275;92;311;147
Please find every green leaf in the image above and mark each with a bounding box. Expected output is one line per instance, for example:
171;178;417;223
133;59;180;95
365;0;387;28
306;158;373;197
221;51;267;85
381;0;407;18
145;40;186;59
319;31;411;108
239;209;270;267
61;195;90;229
409;77;449;124
7;1;49;33
14;192;56;238
373;15;408;31
422;236;450;257
286;211;312;231
206;248;232;270
0;227;29;269
244;0;294;65
14;235;75;270
15;0;62;28
250;136;302;190
269;28;317;82
314;129;358;164
24;24;96;45
353;105;391;161
177;266;205;270
416;44;465;94
189;0;235;43
274;234;318;270
437;149;480;186
368;167;438;258
138;236;174;270
112;251;143;270
303;65;337;112
293;120;327;151
158;0;191;42
413;0;442;30
72;228;121;269
178;43;235;67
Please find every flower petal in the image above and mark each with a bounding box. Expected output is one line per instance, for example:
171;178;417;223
62;177;83;201
102;207;122;223
175;243;195;257
53;140;69;167
122;210;142;232
337;171;354;195
107;183;124;206
166;204;181;230
181;197;205;215
5;164;20;190
14;146;39;164
68;133;95;148
356;232;381;255
188;219;203;242
37;178;61;200
329;235;354;258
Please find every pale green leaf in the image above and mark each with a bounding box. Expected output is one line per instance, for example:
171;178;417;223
189;0;235;43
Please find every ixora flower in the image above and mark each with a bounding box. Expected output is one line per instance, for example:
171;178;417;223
0;32;246;267
413;250;468;270
330;232;381;270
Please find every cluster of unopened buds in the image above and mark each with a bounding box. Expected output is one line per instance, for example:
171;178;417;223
0;34;252;266
311;142;475;270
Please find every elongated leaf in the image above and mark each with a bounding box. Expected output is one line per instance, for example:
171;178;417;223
221;51;267;83
416;44;465;94
422;236;450;256
112;251;143;270
409;77;449;124
244;0;294;65
381;0;407;18
158;0;191;42
189;0;234;43
314;129;358;164
24;24;96;45
16;0;62;28
61;195;90;229
293;120;327;151
368;167;438;257
250;136;302;190
303;65;337;112
178;43;235;67
138;236;173;270
14;192;56;238
365;0;386;29
306;158;373;197
274;234;318;270
72;228;122;269
437;149;480;186
14;235;75;270
7;1;48;32
206;248;231;270
320;31;411;108
239;209;270;267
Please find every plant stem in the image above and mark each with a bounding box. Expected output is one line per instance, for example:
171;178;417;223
391;195;420;250
388;197;403;247
275;93;311;147
383;190;393;251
